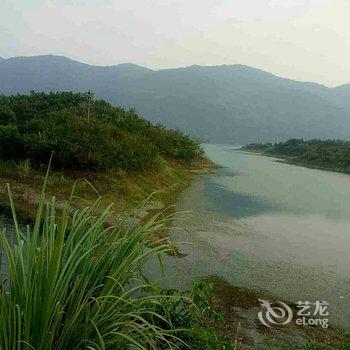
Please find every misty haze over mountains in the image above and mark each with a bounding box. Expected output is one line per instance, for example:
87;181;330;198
1;55;350;143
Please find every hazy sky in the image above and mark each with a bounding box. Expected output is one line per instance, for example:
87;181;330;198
1;0;350;86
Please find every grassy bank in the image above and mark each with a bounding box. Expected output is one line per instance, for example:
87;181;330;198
0;173;232;349
0;156;214;248
0;156;214;215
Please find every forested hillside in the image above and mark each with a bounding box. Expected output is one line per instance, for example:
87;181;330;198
2;55;350;143
242;139;350;172
0;92;201;172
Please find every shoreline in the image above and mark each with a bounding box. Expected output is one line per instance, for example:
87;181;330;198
206;276;349;349
0;156;215;251
238;149;350;175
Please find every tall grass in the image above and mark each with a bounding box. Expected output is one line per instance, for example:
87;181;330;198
0;170;189;349
16;159;32;177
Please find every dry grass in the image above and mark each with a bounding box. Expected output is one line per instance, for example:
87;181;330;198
0;157;214;237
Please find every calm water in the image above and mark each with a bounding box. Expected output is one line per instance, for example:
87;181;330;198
147;143;350;327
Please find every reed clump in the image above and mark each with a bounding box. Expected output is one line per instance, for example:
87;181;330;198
0;171;231;349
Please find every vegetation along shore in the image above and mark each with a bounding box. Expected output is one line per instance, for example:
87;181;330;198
0;92;236;349
241;139;350;174
0;92;213;234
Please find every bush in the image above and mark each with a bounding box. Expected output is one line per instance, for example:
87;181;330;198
0;124;24;159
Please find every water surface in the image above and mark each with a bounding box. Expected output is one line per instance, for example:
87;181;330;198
148;144;350;327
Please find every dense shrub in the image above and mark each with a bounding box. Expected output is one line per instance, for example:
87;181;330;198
0;92;202;171
0;124;24;159
116;109;203;160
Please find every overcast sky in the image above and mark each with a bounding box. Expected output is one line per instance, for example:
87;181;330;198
1;0;349;86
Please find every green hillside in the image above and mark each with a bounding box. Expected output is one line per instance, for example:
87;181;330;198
242;139;350;173
0;91;202;172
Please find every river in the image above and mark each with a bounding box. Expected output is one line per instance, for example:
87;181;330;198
1;144;349;327
147;143;350;327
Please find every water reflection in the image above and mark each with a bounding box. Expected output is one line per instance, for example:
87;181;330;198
203;176;279;218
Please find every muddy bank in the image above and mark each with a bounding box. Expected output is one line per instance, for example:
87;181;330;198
206;276;349;350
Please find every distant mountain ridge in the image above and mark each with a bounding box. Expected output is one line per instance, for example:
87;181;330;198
1;54;350;143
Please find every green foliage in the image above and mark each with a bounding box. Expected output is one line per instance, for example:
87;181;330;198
0;97;16;125
0;92;202;172
242;139;350;172
241;142;273;153
144;282;234;349
0;178;229;349
47;173;75;188
117;109;203;160
0;124;24;159
16;159;32;176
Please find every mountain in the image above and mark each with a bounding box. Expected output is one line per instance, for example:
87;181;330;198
1;54;350;143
